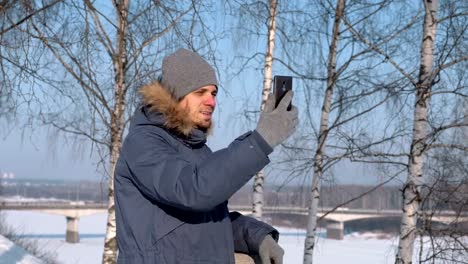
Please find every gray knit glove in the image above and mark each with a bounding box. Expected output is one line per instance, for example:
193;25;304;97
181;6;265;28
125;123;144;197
256;90;298;148
259;235;284;264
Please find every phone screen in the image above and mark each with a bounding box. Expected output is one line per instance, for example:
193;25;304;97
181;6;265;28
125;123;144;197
274;75;293;110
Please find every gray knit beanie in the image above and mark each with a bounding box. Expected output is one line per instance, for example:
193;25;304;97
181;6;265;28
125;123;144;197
161;48;218;100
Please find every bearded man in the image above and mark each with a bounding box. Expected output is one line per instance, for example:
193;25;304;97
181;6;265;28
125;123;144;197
114;48;298;264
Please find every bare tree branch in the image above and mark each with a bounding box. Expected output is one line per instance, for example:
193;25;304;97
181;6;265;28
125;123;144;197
428;144;468;152
84;0;115;57
341;15;416;86
28;22;112;115
0;0;62;35
126;5;192;71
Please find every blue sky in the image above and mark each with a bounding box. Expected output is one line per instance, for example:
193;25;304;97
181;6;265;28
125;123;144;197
0;1;408;186
0;127;101;181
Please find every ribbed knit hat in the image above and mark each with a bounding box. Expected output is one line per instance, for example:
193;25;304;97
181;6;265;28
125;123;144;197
161;48;218;100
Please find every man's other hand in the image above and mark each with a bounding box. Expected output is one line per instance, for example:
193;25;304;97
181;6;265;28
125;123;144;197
259;235;284;264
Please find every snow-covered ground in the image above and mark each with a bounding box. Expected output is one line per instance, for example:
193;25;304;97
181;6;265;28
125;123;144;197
1;210;406;264
0;235;42;264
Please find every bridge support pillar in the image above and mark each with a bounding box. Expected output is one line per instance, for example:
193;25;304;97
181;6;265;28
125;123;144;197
66;216;80;243
327;221;344;240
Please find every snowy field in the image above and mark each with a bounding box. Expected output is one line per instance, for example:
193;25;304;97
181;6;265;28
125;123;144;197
0;211;408;264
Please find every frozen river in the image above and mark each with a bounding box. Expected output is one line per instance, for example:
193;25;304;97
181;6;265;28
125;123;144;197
1;210;407;263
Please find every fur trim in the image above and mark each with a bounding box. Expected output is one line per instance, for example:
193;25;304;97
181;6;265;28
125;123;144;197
139;81;195;136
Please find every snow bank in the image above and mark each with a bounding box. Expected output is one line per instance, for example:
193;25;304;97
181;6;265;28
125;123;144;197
0;235;43;264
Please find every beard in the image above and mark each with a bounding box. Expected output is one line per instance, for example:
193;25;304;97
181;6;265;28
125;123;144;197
185;106;213;132
194;117;212;132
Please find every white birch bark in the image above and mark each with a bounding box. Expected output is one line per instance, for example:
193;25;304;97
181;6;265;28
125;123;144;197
395;1;438;263
252;0;278;220
102;0;129;263
303;0;345;263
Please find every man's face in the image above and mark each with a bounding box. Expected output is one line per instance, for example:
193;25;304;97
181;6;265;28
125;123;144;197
178;85;217;130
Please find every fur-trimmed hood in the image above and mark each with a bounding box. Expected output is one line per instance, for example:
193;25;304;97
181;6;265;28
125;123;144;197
138;81;196;136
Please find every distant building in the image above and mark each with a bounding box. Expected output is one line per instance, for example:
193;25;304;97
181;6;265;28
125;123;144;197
1;172;15;179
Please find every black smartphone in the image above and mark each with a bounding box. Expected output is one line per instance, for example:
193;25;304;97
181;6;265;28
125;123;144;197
273;75;293;110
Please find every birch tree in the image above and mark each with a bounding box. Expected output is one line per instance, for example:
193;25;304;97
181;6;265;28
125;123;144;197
396;1;467;262
252;0;279;219
338;0;466;262
298;0;419;261
302;0;345;261
7;1;217;263
396;3;440;258
246;1;465;262
228;3;411;262
224;0;282;219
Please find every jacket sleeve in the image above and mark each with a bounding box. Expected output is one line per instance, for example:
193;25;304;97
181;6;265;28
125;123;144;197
229;211;279;254
123;129;273;212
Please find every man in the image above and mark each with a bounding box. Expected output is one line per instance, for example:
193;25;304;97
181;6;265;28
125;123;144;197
114;48;298;263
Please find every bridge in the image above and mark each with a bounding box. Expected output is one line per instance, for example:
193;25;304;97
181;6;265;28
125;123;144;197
230;205;468;240
1;201;467;243
0;201;107;243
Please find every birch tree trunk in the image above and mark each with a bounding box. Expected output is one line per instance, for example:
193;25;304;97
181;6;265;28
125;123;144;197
395;1;438;263
303;0;345;263
252;0;278;219
102;1;129;263
8;1;212;262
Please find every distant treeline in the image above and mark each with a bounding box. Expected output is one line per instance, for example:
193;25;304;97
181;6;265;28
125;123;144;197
230;184;402;210
230;183;468;212
1;179;466;213
0;179;108;202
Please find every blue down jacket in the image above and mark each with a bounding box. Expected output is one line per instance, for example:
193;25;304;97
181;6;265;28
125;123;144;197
114;82;278;263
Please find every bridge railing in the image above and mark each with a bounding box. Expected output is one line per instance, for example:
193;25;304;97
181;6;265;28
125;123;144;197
0;200;108;209
1;201;466;218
